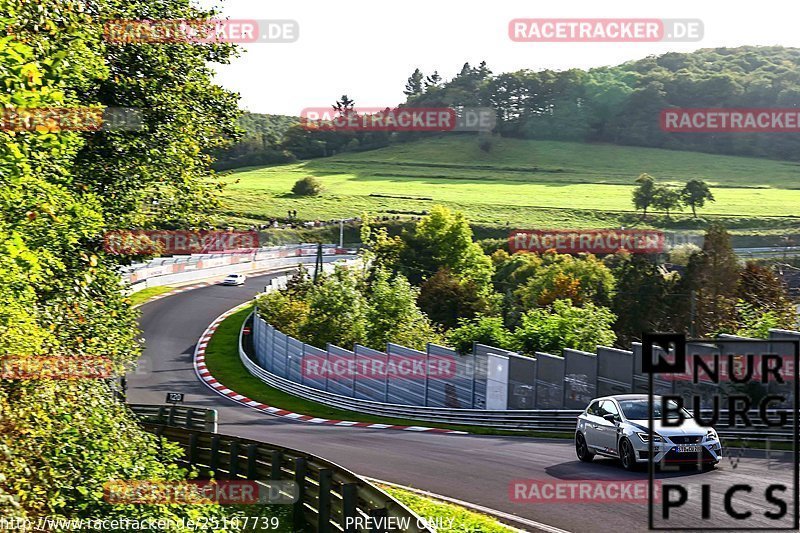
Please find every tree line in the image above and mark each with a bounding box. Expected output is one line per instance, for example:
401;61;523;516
632;174;715;218
218;46;800;169
259;206;796;357
402;47;800;160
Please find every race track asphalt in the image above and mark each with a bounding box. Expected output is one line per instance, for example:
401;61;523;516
128;272;796;532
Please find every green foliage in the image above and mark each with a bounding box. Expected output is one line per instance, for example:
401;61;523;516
606;252;679;346
409;47;800;161
256;291;310;339
734;300;792;339
292;176;324;196
668;243;701;266
418;268;497;330
300;266;368;348
360;213;406;273
513;251;615;309
512;300;617;355
632;173;656;218
400;205;494;289
682;179;715;218
72;0;241;229
0;0;248;525
634;176;712;220
256;265;441;352
283;264;314;299
212;112;299;171
445;316;513;355
651;186;683;217
403;68;425;97
365;269;441;350
735;262;796;328
383;486;515;532
678;224;741;335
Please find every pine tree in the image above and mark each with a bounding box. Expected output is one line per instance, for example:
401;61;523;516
404;68;425;97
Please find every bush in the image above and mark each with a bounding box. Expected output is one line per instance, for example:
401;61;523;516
256;291;310;339
514;251;616;308
255;265;443;352
445;316;513;354
418;268;496;329
292;176;324;196
512;300;617;355
365;269;441;350
668;242;701;266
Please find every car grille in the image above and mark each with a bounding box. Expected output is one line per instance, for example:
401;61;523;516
668;435;703;444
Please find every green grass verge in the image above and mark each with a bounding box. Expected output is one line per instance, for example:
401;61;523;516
202;307;572;438
216;137;800;238
128;286;175;307
381;485;516;532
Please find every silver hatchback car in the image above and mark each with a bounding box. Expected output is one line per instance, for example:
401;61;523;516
575;394;722;470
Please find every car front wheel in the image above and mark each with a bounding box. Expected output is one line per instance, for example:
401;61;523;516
576;432;594;462
619;438;638;471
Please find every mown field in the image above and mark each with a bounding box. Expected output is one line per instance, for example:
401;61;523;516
216;137;800;238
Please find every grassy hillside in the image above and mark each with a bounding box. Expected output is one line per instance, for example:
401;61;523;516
216;136;800;237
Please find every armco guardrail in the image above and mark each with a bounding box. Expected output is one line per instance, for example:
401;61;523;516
239;314;796;441
129;403;218;433
139;422;434;532
123;244;354;292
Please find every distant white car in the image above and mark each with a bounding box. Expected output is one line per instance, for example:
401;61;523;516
222;273;247;286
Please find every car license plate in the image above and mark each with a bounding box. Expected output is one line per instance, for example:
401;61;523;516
676;445;701;453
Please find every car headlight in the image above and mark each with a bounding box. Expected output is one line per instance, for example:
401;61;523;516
636;432;663;443
705;429;718;441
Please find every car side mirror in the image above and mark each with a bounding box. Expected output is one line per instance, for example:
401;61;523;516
603;414;618;424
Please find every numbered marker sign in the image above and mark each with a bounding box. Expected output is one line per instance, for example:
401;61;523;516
166;392;184;403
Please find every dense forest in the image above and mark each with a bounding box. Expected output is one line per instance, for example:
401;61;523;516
212;113;298;170
222;46;800;167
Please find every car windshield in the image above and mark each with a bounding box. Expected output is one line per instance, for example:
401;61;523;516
617;399;693;420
